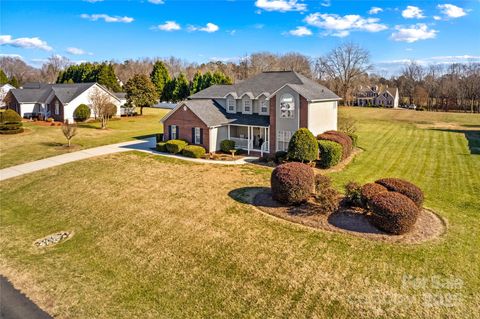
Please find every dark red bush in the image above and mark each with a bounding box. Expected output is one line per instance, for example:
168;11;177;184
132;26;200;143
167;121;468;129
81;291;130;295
368;192;420;234
317;130;353;160
271;162;314;205
314;174;331;193
375;178;424;207
361;183;388;206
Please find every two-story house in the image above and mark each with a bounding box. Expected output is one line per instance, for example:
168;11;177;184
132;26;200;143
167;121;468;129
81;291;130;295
161;71;341;156
355;85;399;108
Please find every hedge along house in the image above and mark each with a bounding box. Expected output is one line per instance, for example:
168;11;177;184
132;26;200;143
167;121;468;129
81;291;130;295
161;71;341;156
4;82;122;122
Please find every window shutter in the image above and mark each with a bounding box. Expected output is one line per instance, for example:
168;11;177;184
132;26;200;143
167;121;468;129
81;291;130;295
168;125;172;140
192;128;195;144
176;126;179;139
200;128;203;144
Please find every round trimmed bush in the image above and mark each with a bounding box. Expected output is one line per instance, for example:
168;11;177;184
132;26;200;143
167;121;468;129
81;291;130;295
361;183;388;206
182;145;206;158
287;128;318;162
73;104;91;122
165;139;188;154
0;109;22;123
317;131;352;160
368;192;420;234
317;140;342;168
220;139;235;153
274;151;288;164
271;162;314;205
375;178;424;207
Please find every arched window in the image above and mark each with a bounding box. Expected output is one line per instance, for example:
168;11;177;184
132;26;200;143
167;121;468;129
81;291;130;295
280;94;294;118
227;97;236;113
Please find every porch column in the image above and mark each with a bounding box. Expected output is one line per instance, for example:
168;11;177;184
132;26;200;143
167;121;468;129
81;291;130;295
247;126;250;155
227;125;230;140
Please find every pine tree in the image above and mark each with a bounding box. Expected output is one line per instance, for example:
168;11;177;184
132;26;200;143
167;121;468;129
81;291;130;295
0;69;9;85
173;73;190;102
150;61;171;100
162;78;176;102
191;71;203;93
98;64;121;92
201;72;213;91
9;76;19;88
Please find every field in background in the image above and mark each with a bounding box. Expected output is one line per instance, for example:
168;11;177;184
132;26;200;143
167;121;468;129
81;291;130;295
0;108;169;169
0;107;479;318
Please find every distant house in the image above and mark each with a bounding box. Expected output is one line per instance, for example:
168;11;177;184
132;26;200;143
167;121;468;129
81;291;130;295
4;82;122;122
355;85;399;108
161;71;340;155
0;83;15;108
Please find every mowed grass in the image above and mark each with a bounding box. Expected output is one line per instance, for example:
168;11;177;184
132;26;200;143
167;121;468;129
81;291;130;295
1;108;479;318
0;107;169;169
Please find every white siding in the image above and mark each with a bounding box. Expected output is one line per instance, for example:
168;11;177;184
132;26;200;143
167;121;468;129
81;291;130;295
19;103;35;117
307;100;338;136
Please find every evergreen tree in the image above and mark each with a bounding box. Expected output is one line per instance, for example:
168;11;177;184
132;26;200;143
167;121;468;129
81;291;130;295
124;74;158;115
191;71;203;93
150;61;171;100
98;64;121;92
57;62;121;92
9;76;19;88
162;78;176;102
0;69;9;85
201;71;213;91
173;73;190;102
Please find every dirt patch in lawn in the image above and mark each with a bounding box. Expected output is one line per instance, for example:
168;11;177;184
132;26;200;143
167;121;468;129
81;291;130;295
243;189;446;244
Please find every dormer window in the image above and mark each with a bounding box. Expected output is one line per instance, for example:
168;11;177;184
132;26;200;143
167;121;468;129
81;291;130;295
280;94;294;118
260;99;269;115
243;99;252;114
227;97;236;113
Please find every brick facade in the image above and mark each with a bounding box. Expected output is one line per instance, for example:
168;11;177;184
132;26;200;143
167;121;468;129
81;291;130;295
299;95;308;129
163;106;209;151
269;95;276;154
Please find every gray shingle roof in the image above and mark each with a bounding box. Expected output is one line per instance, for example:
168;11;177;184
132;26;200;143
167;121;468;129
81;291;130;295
11;83;98;104
168;99;270;127
189;71;340;101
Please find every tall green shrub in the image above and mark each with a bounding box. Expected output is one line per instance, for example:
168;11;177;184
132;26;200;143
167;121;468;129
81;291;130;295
287;128;318;162
317;140;342;168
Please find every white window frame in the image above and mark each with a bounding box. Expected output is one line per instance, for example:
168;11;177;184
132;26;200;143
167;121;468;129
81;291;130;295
277;130;293;152
259;99;269;115
227;98;236;113
280;94;294;119
171;124;177;140
194;127;201;144
243;98;252;114
55;101;60;115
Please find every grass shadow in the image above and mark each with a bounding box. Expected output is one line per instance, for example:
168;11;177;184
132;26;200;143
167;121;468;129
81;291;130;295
430;128;480;155
228;187;270;204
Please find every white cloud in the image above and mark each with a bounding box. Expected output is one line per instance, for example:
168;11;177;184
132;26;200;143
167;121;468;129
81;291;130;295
287;26;312;37
321;0;330;7
305;13;387;37
402;6;425;19
153;21;181;31
209;56;242;63
66;47;93;55
80;14;134;23
369;7;383;15
0;53;23;59
391;24;437;43
433;15;442;20
0;35;53;51
148;0;165;4
188;23;219;33
437;4;468;18
254;0;307;12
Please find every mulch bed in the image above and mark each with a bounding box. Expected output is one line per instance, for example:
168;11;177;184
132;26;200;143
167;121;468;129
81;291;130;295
252;190;446;244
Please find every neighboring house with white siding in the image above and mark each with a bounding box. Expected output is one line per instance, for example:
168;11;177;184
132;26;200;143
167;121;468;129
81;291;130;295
4;82;122;122
0;83;15;108
161;71;340;155
355;85;399;108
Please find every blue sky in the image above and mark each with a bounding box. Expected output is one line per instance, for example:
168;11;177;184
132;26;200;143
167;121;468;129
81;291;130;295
1;0;479;74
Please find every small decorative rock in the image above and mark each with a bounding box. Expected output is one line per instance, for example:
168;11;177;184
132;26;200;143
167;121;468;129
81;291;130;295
34;231;71;247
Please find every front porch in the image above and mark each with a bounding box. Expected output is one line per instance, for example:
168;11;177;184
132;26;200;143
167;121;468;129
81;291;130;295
227;124;270;155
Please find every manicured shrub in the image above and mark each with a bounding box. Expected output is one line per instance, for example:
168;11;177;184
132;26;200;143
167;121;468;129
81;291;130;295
344;181;362;206
375;178;424;207
0;121;23;134
220;139;235;153
314;174;331;193
73;104;91;122
156;142;167;152
182;145;206;158
0;109;22;123
46;117;54;122
0;128;24;134
368;192;420;234
317;130;352;160
274;151;288;164
271;162;314;205
361;183;388;207
317;140;342;168
287;128;319;162
165;139;188;154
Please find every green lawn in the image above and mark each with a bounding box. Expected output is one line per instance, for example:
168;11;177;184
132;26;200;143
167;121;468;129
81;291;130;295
0;107;169;169
0;108;479;318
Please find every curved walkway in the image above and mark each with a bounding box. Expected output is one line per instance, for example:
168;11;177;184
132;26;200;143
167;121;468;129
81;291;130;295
0;137;257;182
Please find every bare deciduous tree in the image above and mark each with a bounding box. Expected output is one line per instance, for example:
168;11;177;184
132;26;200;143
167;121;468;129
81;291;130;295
89;88;117;129
62;122;77;147
315;43;372;105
